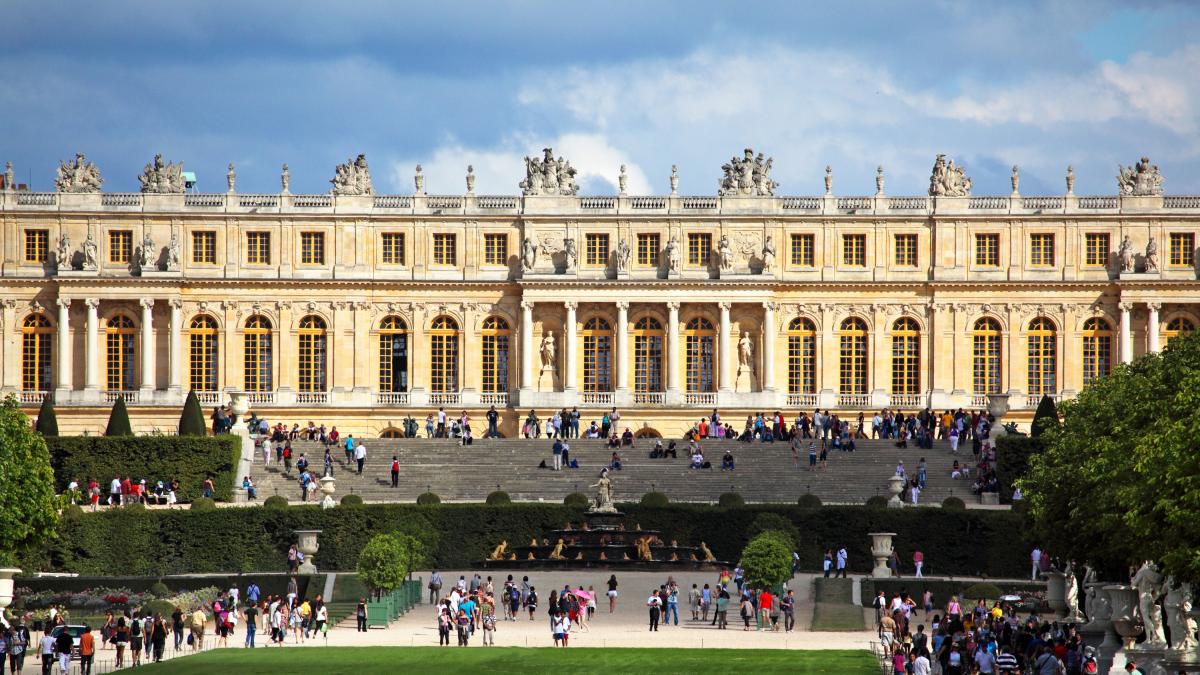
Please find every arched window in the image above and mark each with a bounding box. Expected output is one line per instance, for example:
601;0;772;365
633;317;663;393
1081;317;1112;386
380;428;404;439
684;317;716;392
106;315;135;391
838;318;868;394
429;316;459;392
480;316;510;393
378;316;408;393
188;315;219;392
1027;317;1057;397
1164;317;1195;347
891;317;920;395
297;315;327;393
22;314;52;392
786;317;816;394
244;315;273;392
972;318;1002;395
582;317;613;392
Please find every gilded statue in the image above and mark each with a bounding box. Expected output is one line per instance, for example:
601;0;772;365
699;542;716;563
488;540;508;561
548;538;567;560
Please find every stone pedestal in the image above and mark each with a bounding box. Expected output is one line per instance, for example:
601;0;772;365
0;568;20;612
1126;645;1172;675
319;476;337;509
537;366;560;392
228;391;254;504
869;532;895;578
294;530;321;574
887;474;905;508
1083;583;1121;655
1107;584;1143;651
1046;571;1067;618
735;365;757;392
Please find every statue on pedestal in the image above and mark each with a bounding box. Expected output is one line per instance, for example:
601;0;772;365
138;154;186;194
82;233;98;270
1063;560;1084;621
540;331;556;371
1165;579;1194;650
138;232;156;271
1145;236;1160;273
548;538;566;560
1132;560;1167;646
167;230;181;271
717;234;733;271
1119;235;1135;273
330;154;374;196
281;164;291;193
738;332;754;372
562;238;577;272
718;148;777;196
1117;156;1164;196
55;234;71;269
520;148;579;196
761;235;776;272
589;469;617;513
615;238;631;273
488;540;508;561
465;165;475;193
55;153;103;193
666;235;681;273
521;236;537;272
928;154;972;197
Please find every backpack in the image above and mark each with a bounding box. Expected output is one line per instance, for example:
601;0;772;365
1083;656;1098;674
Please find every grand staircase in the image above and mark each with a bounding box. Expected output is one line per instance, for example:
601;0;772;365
249;435;977;506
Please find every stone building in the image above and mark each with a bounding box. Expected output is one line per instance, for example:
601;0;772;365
1;151;1197;434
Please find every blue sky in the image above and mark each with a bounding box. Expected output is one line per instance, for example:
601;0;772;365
2;0;1199;196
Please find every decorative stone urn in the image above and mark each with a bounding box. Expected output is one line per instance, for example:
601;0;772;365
1045;571;1068;618
229;391;250;428
869;532;895;578
0;568;21;612
887;474;905;508
294;530;321;574
1083;583;1120;652
319;476;337;509
228;391;254;503
1106;584;1143;650
986;393;1010;438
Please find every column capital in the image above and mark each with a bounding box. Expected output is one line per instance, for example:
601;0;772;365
564;301;578;311
666;301;680;312
718;301;731;312
168;298;183;310
615;301;629;311
139;298;155;310
520;300;535;312
1118;301;1135;312
1146;302;1162;311
56;298;72;309
762;301;778;312
84;298;100;310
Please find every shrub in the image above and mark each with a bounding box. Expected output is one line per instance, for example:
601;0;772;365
416;492;441;506
104;397;133;436
340;494;364;507
485;491;511;505
178;391;207;437
46;436;239;502
797;494;823;508
963;582;1003;601
124;502;146;512
190;497;216;512
996;435;1043;501
35;394;59;437
717;492;745;508
140;599;177;619
640;492;669;507
263;495;289;510
748;512;800;549
563;492;590;508
865;495;889;509
148;581;171;597
941;497;966;510
741;531;794;588
357;533;427;594
60;504;85;522
1031;395;1060;438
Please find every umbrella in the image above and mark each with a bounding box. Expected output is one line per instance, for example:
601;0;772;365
566;589;594;601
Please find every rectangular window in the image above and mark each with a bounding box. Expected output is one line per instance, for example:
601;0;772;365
789;234;814;267
483;233;507;266
894;234;918;267
191;231;217;264
975;233;1000;267
585;233;609;266
1030;233;1055;267
1084;233;1109;267
842;234;866;267
637;233;660;267
300;231;325;265
109;230;133;264
381;233;406;265
687;233;711;267
246;232;271;265
432;233;456;266
24;229;49;263
1170;232;1195;268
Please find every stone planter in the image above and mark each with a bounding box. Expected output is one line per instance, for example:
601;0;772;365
987;393;1010;438
294;530;321;574
1083;583;1120;652
887;474;905;508
869;532;895;578
0;568;21;611
1107;584;1143;651
319;476;337;509
1045;571;1067;618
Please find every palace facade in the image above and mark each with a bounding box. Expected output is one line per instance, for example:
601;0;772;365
1;152;1197;435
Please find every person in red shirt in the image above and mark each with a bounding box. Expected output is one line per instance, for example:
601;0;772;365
79;625;96;675
390;456;400;488
121;477;133;506
758;589;773;630
88;479;100;510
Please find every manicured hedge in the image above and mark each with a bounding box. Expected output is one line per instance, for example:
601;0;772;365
14;573;315;601
996;435;1043;502
861;579;1046;607
46;436;240;502
31;503;1030;579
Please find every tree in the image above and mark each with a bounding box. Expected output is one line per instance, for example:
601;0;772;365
105;397;133;436
0;396;60;566
178;391;206;436
1030;394;1060;438
1021;330;1200;583
739;531;794;589
356;533;427;595
35;393;59;437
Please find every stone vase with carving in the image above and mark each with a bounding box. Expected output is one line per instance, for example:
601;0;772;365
1045;571;1068;619
887;474;905;508
1107;584;1144;650
986;393;1009;438
294;530;321;574
0;568;21;611
869;532;895;578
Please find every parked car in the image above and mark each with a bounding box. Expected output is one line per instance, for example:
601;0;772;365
50;624;87;658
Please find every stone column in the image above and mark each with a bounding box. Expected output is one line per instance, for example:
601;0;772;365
139;298;155;396
666;301;680;394
1147;302;1161;354
762;302;777;391
1119;302;1133;364
719;302;732;392
563;301;577;393
168;299;183;396
83;299;99;394
55;298;72;397
615;301;630;392
520;301;534;392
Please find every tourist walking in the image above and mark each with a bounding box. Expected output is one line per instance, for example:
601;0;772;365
646;590;662;631
836;546;848;578
607;575;618;613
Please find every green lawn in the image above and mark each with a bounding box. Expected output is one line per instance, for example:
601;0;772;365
135;646;878;674
810;602;868;631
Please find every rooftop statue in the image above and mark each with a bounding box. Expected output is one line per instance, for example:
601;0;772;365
928;154;972;197
520;147;579;196
718;148;777;197
138;154;186;194
1117;156;1164;196
55;153;103;193
330;154;374;196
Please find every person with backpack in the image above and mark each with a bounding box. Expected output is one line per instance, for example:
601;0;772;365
390;456;400;488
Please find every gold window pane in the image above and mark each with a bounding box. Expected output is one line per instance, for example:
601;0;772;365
1084;233;1109;267
25;229;49;264
789;234;814;267
687;233;711;267
637;233;659;266
483;233;508;266
894;234;917;267
246;232;271;265
381;233;406;265
1030;233;1055;267
972;319;1002;395
975;233;1000;267
1170;233;1195;267
842;234;866;267
192;231;217;264
433;234;457;266
300;232;325;265
585;234;609;266
109;230;133;264
21;315;52;391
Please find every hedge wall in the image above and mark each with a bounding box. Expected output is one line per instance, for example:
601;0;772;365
14;573;314;602
860;579;1046;607
31;503;1029;579
46;436;240;502
995;435;1043;503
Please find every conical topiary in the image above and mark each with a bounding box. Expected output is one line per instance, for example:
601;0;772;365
1031;394;1059;438
105;397;133;436
178;390;206;436
35;392;59;437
